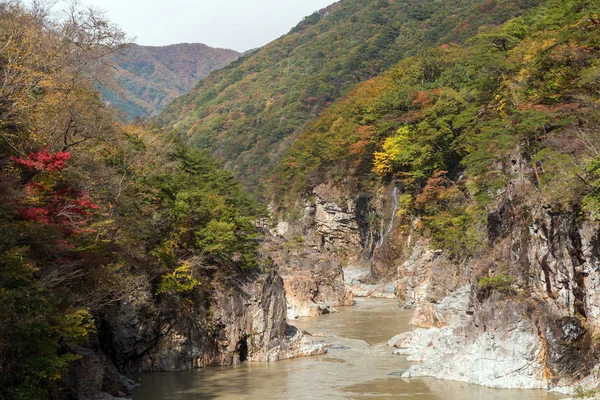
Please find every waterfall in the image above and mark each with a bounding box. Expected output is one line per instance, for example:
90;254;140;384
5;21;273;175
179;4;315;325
384;186;399;236
354;186;400;277
370;186;399;256
378;186;399;245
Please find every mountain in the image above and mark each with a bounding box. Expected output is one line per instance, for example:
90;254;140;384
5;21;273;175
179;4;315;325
156;0;537;189
0;4;308;398
103;43;240;120
6;0;600;398
269;0;600;390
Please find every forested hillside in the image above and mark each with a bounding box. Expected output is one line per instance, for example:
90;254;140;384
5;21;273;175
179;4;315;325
273;0;600;257
0;3;262;398
4;0;600;397
156;0;537;189
102;43;239;120
265;0;600;390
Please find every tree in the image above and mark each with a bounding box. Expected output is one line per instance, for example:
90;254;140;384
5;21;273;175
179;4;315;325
0;0;125;157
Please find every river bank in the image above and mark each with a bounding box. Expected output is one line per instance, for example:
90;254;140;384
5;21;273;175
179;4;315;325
130;299;562;399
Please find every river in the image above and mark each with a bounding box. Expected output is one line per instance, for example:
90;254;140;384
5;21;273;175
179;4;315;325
130;298;563;400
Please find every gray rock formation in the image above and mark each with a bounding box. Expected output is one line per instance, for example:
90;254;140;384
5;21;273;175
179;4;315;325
269;182;403;311
388;197;600;392
273;183;382;263
266;183;380;317
272;159;600;393
104;268;325;372
264;236;353;318
391;287;549;389
56;334;138;400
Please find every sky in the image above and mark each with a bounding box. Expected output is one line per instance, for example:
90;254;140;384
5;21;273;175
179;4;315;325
73;0;336;52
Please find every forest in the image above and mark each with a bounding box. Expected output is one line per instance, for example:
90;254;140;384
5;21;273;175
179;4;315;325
273;0;600;257
0;2;262;398
156;0;537;189
101;43;240;121
3;0;600;397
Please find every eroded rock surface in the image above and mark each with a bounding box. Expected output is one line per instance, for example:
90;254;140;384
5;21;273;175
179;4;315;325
104;268;325;372
392;289;548;389
269;183;404;310
388;197;600;392
59;336;138;400
264;236;353;318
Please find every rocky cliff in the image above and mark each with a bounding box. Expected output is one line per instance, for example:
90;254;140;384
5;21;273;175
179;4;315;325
389;192;600;392
102;268;325;371
270;151;600;394
368;146;597;393
267;182;406;318
62;268;326;399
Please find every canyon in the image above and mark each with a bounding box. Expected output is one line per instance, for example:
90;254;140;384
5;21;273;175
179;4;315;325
3;0;600;399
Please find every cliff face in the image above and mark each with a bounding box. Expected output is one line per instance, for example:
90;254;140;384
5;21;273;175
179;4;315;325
267;182;400;318
381;148;600;391
101;268;325;372
265;236;355;319
61;268;327;399
274;155;600;392
391;197;600;390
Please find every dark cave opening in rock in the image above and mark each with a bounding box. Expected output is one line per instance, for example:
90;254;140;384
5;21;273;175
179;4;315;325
238;336;248;363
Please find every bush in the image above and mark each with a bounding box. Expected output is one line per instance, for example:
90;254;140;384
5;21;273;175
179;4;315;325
478;273;515;292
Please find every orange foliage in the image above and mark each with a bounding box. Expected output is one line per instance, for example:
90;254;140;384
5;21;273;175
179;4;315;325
399;110;426;123
548;42;593;64
478;0;497;13
517;102;580;113
415;171;464;213
349;125;376;156
411;89;440;108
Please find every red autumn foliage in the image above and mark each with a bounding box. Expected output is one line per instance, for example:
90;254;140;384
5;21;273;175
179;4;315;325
478;0;497;13
399;109;426;123
9;149;99;234
517;102;580;113
410;89;441;109
11;148;71;172
415;171;465;214
16;185;99;233
457;22;472;33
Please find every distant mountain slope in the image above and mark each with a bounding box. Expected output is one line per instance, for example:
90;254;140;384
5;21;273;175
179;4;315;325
156;0;537;189
103;43;240;120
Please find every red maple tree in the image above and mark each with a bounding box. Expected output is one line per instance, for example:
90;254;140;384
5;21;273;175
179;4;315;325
11;149;98;234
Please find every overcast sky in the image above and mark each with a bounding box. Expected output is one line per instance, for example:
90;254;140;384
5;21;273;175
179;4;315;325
73;0;335;52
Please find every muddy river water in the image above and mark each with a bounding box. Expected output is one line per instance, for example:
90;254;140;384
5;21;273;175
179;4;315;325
131;298;563;399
